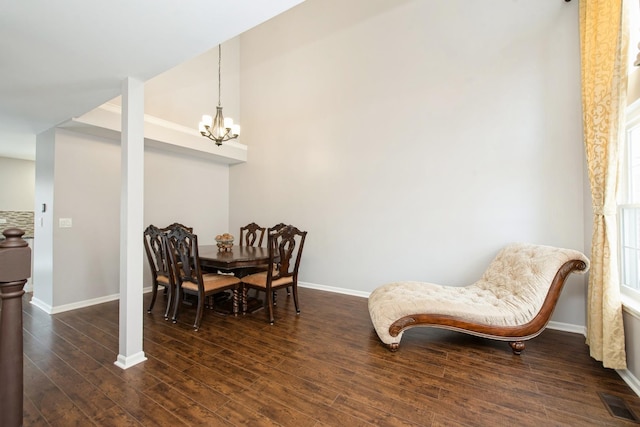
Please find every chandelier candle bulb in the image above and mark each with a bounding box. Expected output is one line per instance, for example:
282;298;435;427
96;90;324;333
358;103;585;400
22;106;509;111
232;124;240;136
224;117;233;129
202;115;213;127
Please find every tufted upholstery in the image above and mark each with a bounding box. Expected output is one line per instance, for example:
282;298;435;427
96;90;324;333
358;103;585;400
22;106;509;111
368;243;589;350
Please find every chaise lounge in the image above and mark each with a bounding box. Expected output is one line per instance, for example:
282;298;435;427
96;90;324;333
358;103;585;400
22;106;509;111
368;243;589;354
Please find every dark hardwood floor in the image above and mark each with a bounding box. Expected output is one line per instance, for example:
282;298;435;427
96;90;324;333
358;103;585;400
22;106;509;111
19;287;640;426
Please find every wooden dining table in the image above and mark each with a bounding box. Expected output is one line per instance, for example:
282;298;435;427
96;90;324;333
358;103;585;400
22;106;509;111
198;244;272;314
198;244;270;273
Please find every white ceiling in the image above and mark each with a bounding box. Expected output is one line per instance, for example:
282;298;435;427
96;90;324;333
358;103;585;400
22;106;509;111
0;0;305;160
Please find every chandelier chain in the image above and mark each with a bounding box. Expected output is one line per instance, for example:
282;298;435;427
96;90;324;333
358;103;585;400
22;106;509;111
217;45;222;107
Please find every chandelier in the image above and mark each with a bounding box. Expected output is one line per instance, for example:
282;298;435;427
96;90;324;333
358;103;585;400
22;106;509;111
198;45;240;146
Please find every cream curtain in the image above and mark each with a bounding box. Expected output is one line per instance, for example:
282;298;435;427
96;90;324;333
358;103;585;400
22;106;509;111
579;0;629;369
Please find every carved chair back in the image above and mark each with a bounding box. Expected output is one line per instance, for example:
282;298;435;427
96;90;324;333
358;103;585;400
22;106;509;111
143;224;178;316
240;222;266;247
266;224;307;283
164;227;204;294
161;222;193;234
143;225;171;281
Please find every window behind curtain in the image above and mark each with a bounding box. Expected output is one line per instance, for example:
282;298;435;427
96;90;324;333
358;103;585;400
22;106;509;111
620;115;640;297
621;0;640;301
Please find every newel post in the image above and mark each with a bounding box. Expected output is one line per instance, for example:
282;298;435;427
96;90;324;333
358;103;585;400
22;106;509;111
0;228;31;427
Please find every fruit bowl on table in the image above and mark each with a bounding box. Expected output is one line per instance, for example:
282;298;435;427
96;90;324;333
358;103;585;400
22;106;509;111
215;233;234;252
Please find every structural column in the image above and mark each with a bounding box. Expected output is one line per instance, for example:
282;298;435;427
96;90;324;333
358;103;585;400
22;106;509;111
115;77;147;369
0;228;31;427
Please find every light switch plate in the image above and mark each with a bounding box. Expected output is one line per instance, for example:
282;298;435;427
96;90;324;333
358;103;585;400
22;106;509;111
59;218;73;228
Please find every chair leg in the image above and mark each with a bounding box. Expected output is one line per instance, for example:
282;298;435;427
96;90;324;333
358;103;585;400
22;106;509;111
194;295;204;331
292;284;300;315
172;286;182;323
509;341;525;355
272;290;277;306
286;286;291;296
267;294;275;325
163;285;173;320
147;283;158;313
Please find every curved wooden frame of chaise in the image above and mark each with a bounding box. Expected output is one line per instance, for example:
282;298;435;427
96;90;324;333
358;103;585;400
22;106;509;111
386;259;589;354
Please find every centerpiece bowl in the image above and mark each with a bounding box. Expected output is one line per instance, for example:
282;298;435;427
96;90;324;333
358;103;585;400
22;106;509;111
215;233;234;252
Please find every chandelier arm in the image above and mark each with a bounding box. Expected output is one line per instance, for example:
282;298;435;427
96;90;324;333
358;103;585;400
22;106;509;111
201;128;239;143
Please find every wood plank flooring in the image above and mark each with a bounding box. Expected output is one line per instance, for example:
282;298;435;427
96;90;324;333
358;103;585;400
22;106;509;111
18;287;640;426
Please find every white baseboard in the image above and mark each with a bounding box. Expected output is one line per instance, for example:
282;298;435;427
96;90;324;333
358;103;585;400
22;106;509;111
30;287;155;314
29;297;53;314
546;320;587;336
31;292;121;314
617;369;640;397
299;281;370;298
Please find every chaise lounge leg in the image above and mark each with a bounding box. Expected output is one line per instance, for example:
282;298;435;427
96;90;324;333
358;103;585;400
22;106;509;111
388;343;400;352
509;341;525;355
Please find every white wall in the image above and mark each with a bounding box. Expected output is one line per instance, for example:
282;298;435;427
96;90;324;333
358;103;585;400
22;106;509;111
33;129;55;307
51;129;121;307
33;128;231;310
143;146;230;244
0;156;34;210
232;0;587;324
624;310;640;393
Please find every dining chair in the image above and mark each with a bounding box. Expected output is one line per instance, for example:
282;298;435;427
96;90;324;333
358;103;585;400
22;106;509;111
144;222;193;319
270;222;287;232
239;222;266;247
237;221;268;277
230;222;265;312
164;227;241;331
161;222;193;234
143;224;175;318
240;222;288;303
267;222;290;302
161;223;197;304
241;224;307;324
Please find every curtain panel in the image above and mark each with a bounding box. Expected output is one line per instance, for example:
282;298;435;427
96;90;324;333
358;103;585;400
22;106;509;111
579;0;629;369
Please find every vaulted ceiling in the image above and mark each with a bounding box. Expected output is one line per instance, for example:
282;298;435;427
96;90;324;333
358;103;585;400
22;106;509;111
0;0;304;160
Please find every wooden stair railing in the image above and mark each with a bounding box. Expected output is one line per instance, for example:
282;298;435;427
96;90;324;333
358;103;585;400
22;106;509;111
0;228;32;427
